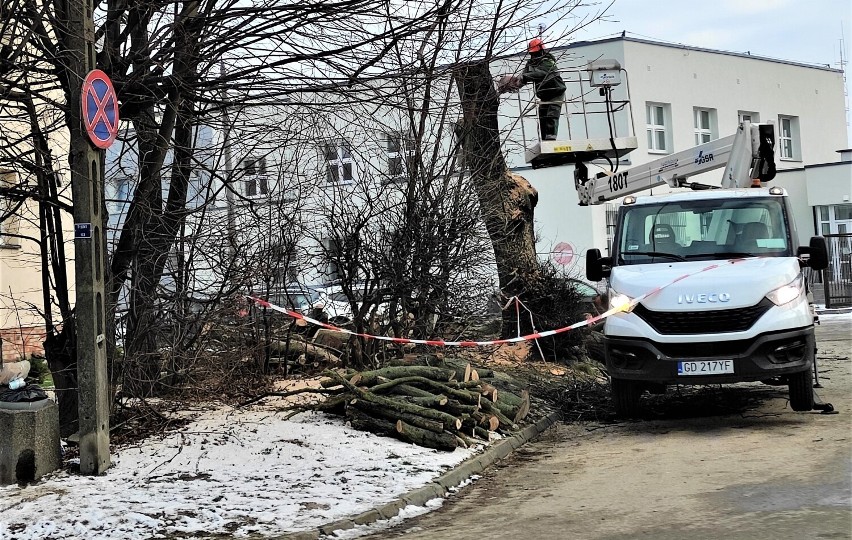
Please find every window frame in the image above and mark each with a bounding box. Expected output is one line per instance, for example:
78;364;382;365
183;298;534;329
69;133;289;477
738;111;760;124
693;107;717;145
323;140;356;185
778;115;801;161
645;102;670;154
243;156;269;197
384;132;407;184
0;171;21;248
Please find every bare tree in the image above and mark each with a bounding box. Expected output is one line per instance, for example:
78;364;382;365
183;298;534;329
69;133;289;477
0;0;611;418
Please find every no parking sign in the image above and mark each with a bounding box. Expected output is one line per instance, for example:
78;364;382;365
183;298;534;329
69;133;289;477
81;69;119;149
552;241;575;266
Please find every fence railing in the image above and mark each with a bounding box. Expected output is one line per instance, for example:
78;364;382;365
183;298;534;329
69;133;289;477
822;233;852;308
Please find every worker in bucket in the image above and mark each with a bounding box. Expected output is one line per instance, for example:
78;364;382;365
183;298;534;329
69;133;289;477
498;38;566;140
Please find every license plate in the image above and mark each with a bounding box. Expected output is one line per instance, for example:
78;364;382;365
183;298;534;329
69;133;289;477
677;360;734;376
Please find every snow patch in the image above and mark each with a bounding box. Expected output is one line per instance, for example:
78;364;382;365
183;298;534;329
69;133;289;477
0;407;477;540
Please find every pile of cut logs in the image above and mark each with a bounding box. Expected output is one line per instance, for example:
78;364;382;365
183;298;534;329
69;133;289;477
316;362;531;451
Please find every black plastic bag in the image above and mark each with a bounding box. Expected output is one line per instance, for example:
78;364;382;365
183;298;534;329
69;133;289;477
0;383;48;402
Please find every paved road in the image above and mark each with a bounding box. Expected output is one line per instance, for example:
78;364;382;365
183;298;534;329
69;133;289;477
366;317;852;540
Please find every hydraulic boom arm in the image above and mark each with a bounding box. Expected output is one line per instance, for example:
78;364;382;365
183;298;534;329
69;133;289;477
574;121;776;205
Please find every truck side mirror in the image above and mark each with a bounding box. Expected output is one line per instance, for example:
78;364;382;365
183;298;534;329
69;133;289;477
586;248;612;281
797;236;828;270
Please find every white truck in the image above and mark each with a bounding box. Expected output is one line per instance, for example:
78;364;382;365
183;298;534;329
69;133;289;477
577;122;829;416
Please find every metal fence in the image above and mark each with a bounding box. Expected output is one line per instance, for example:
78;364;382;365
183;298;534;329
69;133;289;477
822;233;852;308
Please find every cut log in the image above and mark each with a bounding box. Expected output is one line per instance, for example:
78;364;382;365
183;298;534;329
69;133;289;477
395;420;457;451
463;363;472;382
345;406;397;436
479;383;498;402
470;369;479;382
395;394;449;408
318;393;352;415
350;398;445;434
480;397;518;431
443;399;478;416
269;337;341;365
368;376;480;405
513;390;531;423
473;426;492;441
456;431;477;448
388;384;444;400
354;366;455;386
454;434;469;449
472;411;499;431
334;377;463;431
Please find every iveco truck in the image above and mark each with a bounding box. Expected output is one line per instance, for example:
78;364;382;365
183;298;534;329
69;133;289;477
578;122;829;416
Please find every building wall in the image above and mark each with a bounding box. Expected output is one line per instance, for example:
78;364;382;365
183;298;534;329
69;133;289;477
770;168;813;245
803;163;852;207
0;169;75;358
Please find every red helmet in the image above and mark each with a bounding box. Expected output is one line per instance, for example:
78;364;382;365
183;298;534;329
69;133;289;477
528;38;544;53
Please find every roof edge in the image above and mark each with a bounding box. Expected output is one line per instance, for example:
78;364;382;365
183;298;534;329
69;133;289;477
505;34;842;74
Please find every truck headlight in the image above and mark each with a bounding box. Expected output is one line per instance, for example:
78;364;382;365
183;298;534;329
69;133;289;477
608;288;635;312
765;274;804;306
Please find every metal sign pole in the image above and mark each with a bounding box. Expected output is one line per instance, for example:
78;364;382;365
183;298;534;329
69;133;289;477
64;0;110;474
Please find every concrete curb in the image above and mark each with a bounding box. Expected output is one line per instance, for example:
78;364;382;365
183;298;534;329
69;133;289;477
271;410;562;540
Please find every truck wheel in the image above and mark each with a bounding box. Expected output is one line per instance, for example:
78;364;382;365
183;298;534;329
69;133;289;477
611;378;642;418
788;367;814;412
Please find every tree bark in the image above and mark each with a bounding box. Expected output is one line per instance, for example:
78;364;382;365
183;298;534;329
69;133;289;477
395;420;458;451
453;61;543;338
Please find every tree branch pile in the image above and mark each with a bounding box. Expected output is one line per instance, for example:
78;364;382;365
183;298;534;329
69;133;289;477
252;358;535;451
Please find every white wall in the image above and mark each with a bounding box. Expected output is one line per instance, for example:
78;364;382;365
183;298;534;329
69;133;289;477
771;168;813;245
804;163;852;207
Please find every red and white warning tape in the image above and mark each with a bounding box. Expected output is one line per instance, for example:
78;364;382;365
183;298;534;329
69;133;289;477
248;259;750;347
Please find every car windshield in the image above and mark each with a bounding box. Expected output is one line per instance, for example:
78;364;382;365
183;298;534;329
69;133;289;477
616;197;792;265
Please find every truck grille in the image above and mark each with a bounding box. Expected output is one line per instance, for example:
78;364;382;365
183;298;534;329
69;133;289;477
633;298;774;335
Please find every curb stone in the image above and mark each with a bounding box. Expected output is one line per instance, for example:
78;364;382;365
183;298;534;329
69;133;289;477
270;409;561;540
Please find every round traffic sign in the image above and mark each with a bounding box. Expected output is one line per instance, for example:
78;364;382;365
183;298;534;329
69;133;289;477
81;69;119;149
552;241;575;266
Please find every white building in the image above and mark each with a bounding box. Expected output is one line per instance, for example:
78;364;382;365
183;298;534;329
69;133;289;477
495;36;849;275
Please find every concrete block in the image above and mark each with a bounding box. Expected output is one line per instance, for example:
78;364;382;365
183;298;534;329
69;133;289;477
352;509;381;526
0;399;61;485
318;518;354;535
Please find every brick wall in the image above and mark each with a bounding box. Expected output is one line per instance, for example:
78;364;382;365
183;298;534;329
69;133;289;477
0;326;46;361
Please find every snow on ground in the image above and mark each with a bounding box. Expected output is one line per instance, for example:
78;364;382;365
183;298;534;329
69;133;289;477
0;406;478;540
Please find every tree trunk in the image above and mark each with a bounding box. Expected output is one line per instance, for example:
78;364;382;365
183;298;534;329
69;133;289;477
43;321;78;437
453;61;542;338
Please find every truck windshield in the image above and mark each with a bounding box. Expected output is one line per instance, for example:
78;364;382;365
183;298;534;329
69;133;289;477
616;197;792;265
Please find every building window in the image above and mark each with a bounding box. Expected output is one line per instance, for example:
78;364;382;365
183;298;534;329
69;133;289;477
778;115;800;160
646;103;670;153
387;133;405;179
382;132;413;185
323;141;355;184
0;171;21;248
693;107;717;145
738;111;760;124
243;157;268;197
816;204;852;235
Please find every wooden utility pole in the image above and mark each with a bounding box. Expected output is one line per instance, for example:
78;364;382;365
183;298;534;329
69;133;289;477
62;0;110;474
